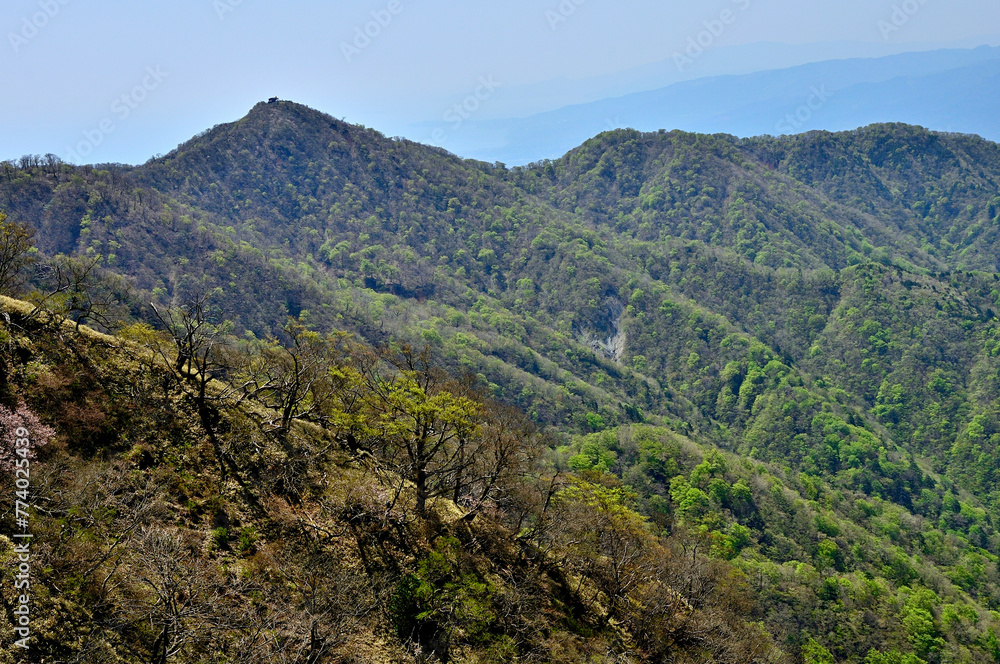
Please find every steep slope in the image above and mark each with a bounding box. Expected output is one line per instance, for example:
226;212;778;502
6;104;1000;661
0;297;789;663
513;128;942;270
748;125;1000;270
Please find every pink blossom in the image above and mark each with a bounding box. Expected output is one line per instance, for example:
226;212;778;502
0;403;55;471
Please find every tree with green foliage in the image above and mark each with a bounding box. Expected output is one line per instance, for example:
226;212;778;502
864;650;926;664
356;346;484;516
802;638;835;664
546;479;654;616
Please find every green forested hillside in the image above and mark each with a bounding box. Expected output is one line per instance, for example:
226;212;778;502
0;297;791;663
4;101;1000;663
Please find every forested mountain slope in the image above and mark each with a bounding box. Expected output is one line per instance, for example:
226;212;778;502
4;101;1000;662
0;297;788;663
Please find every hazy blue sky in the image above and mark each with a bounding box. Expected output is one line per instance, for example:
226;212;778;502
2;0;999;164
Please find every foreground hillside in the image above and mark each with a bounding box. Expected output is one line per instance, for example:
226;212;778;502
0;297;787;663
4;103;1000;661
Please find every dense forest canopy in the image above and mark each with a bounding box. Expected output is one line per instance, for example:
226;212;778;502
3;102;1000;663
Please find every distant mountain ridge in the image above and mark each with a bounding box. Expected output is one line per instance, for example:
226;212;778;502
419;45;1000;165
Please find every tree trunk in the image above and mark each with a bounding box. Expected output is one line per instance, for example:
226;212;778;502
151;624;169;664
415;466;427;515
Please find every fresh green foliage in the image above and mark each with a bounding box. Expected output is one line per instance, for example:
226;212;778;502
5;103;1000;661
0;299;785;663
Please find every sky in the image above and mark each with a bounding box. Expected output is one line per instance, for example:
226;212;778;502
2;0;999;165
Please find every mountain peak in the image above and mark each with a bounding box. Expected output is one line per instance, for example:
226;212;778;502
244;98;337;122
140;99;388;191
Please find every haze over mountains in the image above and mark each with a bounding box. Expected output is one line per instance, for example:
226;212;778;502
7;38;1000;169
6;0;1000;656
7;100;1000;662
418;46;1000;165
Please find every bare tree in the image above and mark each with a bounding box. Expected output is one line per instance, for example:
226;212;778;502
48;254;134;332
233;319;341;443
17;154;41;170
150;293;228;382
0;211;37;295
21;254;135;337
277;550;380;663
43;153;62;173
452;399;545;516
127;528;225;663
150;293;237;479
